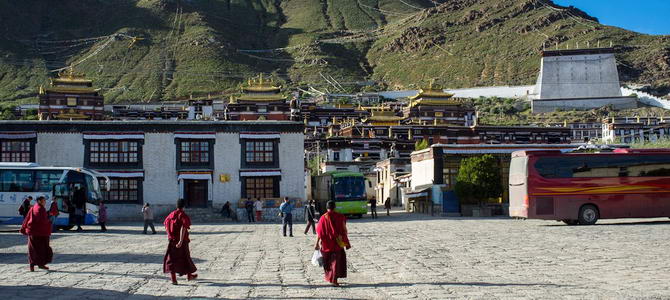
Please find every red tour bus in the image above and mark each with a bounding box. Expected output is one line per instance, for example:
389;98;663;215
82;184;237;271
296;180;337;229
509;148;670;225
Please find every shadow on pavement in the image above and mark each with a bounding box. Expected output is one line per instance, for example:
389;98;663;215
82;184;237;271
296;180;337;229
0;233;66;250
0;285;234;300
540;219;670;227
200;281;569;288
0;252;205;265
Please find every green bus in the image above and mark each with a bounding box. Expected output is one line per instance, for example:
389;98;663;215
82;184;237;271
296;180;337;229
312;171;368;217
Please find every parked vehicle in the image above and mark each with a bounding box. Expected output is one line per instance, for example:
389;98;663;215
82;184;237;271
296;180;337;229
509;149;670;225
312;171;368;217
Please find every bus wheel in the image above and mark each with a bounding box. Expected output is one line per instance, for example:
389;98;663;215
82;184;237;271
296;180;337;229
562;220;579;225
578;205;599;225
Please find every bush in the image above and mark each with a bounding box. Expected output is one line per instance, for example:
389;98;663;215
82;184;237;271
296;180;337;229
454;154;502;205
414;139;429;151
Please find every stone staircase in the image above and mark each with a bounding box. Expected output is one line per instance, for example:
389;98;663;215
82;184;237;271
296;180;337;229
183;207;235;223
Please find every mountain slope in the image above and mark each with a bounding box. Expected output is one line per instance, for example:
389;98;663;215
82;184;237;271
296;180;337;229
0;0;668;103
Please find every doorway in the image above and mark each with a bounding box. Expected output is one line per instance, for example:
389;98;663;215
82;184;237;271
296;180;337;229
184;180;208;208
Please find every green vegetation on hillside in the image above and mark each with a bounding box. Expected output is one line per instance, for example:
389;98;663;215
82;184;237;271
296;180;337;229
0;0;668;104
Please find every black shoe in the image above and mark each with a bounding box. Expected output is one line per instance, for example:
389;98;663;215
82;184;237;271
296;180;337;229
152;232;157;234
289;235;293;237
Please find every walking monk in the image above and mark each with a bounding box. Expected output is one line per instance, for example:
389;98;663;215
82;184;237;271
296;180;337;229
315;201;351;286
163;199;197;285
20;196;53;272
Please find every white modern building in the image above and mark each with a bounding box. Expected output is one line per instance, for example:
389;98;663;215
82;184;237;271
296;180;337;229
0;120;305;220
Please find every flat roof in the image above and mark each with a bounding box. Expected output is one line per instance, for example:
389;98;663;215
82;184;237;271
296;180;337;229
541;48;615;57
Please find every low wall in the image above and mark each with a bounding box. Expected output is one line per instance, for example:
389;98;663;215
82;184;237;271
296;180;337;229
531;96;638;113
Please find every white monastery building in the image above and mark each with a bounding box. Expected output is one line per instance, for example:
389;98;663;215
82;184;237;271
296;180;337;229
0;120;305;220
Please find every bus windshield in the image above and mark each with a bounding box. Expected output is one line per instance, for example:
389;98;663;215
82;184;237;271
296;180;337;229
333;176;366;201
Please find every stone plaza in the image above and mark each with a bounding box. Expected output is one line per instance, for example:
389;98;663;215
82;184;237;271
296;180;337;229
1;211;669;299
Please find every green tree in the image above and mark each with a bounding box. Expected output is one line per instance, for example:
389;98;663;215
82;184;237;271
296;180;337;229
454;154;502;206
414;138;429;151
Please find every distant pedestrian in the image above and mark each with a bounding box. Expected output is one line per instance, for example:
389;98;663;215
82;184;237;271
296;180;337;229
48;199;59;233
254;198;263;222
384;197;391;216
163;199;197;285
304;199;317;235
142;203;156;234
73;186;86;231
98;200;107;232
315;200;350;286
220;201;232;218
18;196;32;219
245;198;255;223
369;197;377;219
20;196;53;272
279;197;293;237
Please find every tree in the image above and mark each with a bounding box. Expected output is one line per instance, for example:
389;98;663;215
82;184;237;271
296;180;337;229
454;154;502;206
414;138;429;151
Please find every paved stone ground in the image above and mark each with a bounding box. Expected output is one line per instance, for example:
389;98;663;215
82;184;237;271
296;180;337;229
1;211;670;299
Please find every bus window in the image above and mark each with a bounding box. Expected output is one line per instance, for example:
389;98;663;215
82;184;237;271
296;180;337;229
0;170;34;192
35;170;64;192
84;173;101;203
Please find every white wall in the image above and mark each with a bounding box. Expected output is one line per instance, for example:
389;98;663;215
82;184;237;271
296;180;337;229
410;159;434;190
537;53;621;99
36;133;84;167
279;133;306;200
213;133;241;206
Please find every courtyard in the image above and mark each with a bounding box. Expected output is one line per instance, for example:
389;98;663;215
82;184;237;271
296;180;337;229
1;212;669;299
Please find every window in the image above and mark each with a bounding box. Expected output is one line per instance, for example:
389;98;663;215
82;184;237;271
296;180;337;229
35;171;63;192
0;140;32;162
245;141;274;163
244;177;277;198
333;152;340;161
89;141;140;164
0;170;34;192
67;97;77;107
102;178;141;203
180;141;210;163
534;155;670;178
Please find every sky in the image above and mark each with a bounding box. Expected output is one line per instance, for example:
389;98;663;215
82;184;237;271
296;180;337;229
553;0;670;35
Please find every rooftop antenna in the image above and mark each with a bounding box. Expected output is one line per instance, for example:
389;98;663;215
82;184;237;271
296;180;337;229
576;41;579;49
597;40;600;48
555;42;559;50
610;41;613;47
587;41;590;48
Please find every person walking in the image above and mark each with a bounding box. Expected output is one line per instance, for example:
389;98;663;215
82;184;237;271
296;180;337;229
384;197;391;216
254;198;263;222
20;196;53;272
163;199;197;285
220;201;232;218
98;200;107;232
18;196;32;219
369;197;378;219
315;201;351;286
279;197;293;237
142;203;156;234
73;186;86;231
245;198;255;223
304;199;317;235
48;199;59;233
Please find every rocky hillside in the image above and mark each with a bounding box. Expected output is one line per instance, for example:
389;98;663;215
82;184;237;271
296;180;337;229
0;0;668;103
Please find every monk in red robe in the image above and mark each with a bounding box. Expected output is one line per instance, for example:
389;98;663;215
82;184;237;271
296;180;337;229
163;199;197;285
20;196;53;272
315;201;351;286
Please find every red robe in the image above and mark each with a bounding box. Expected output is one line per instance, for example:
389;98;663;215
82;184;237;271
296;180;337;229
20;204;53;266
163;209;197;275
316;210;350;283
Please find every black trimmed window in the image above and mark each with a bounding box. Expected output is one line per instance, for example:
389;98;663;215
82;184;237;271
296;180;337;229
245;141;273;163
243;177;279;198
180;141;210;163
176;139;214;169
101;178;142;204
85;140;143;169
0;140;33;162
90;141;139;163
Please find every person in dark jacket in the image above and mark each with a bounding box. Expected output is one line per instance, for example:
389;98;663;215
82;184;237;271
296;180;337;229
244;198;255;223
72;186;86;232
18;196;32;219
369;197;377;219
384;197;391;216
304;199;317;235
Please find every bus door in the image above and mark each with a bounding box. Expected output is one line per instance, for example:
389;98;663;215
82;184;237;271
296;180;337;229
508;155;529;218
52;183;74;226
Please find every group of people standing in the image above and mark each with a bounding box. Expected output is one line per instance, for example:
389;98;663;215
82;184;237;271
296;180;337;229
19;196;351;287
